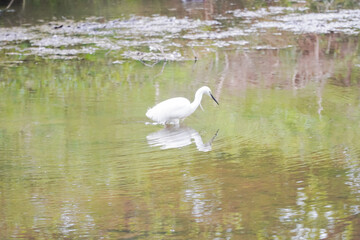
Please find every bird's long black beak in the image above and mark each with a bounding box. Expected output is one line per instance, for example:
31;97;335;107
210;93;219;105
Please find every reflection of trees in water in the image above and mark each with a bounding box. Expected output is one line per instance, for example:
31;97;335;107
174;32;360;239
220;33;358;91
199;33;358;118
181;168;222;224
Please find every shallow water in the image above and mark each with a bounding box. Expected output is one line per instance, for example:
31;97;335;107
1;0;360;239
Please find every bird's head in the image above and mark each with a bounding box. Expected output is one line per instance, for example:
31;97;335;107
201;86;219;105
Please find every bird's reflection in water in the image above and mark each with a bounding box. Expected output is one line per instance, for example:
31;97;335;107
147;126;219;152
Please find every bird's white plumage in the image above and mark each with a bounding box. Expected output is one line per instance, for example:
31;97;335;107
146;97;192;124
146;86;219;125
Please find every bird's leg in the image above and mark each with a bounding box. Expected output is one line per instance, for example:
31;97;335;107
200;103;204;111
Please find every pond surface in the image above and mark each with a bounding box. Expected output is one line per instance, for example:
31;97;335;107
1;0;360;239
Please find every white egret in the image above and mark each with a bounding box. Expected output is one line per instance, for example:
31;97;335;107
146;86;219;125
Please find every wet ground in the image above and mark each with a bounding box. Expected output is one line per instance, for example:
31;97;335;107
1;0;360;239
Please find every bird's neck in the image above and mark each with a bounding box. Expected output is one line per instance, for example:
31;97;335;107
190;90;203;111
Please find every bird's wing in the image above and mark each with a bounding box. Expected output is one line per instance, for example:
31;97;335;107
147;97;191;123
159;97;191;118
